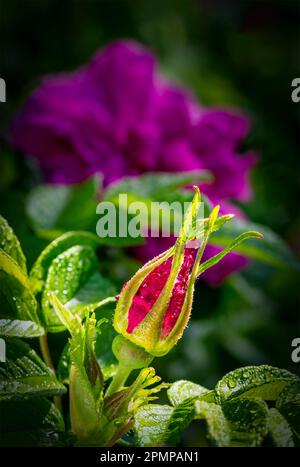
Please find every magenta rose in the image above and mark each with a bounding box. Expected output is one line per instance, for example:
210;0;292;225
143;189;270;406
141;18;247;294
9;40;257;284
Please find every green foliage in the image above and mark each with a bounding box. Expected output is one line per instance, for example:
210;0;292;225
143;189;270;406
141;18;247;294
41;244;116;332
103;172;299;271
27;176;101;234
0;0;299;448
134;366;300;447
215;365;299;403
0;337;66;401
0;397;69;447
0;248;39;323
0;319;44;338
209;220;300;271
29;230;101;295
0;215;27;272
104;171;212;202
0;214;298;447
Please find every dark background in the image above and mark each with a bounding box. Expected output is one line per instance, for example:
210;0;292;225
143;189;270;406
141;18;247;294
1;0;299;394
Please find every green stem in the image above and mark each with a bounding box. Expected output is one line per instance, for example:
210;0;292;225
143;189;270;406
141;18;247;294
105;365;132;398
39;333;63;413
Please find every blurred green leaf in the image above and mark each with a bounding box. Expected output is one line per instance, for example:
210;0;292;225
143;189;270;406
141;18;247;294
104;171;212;201
210;220;300;271
26;175;101;233
0;337;66;401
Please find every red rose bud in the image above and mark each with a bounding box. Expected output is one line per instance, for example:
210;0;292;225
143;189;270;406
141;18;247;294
113;187;263;357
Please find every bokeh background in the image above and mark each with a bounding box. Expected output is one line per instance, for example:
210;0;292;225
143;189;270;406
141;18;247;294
1;0;299;410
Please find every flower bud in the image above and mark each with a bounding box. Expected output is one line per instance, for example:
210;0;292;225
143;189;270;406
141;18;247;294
113;187;209;356
113;186;263;357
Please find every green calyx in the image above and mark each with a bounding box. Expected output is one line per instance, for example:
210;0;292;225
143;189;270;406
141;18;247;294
112;335;153;369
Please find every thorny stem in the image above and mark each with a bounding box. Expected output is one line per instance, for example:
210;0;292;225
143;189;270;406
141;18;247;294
39;333;63;413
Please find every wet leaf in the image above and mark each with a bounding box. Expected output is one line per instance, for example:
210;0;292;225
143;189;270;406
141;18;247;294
0;319;44;338
0;337;66;401
0;215;27;273
215;365;298;403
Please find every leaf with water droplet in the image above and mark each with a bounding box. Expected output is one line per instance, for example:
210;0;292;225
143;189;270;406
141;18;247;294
0;337;66;401
0;215;27;273
167;379;212;406
0;319;44;338
41;245;116;332
215;365;299;404
222;398;269;446
29;231;101;295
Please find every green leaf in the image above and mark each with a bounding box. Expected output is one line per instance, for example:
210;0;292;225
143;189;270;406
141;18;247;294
215;365;299;404
0;319;44;338
65;275;116;316
195;400;231;447
0;248;39;323
0;215;27;272
209;219;300;271
133;404;173;447
26;175;101;233
166;398;196;446
134;388;196;447
0;397;68;447
57;302;118;384
29;231;101;295
50;294;104;442
41;245;115;332
134;400;195;447
267;408;294;447
104;171;212;202
222;398;269;447
276;381;300;442
0;337;66;401
167;380;212;406
103;171;212;239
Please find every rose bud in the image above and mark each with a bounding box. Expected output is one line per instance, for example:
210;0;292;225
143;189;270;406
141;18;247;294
113;187;262;357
